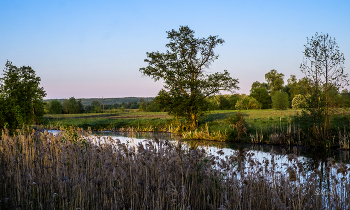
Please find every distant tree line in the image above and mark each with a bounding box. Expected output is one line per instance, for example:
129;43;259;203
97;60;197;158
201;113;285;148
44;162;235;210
45;97;163;114
46;74;350;114
204;69;350;111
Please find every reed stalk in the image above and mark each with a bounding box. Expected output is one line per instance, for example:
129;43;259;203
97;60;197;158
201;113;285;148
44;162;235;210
0;127;349;209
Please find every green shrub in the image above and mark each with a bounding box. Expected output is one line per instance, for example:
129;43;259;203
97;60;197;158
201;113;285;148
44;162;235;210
235;95;260;110
248;97;261;109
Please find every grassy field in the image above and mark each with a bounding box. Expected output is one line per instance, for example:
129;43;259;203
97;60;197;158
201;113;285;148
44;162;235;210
43;109;298;131
44;109;299;125
43;108;350;148
44;111;170;120
43;111;173;131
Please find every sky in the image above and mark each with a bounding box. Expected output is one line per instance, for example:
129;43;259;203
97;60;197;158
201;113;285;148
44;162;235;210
0;0;349;99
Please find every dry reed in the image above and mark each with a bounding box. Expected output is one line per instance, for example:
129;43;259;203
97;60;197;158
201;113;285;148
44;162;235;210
0;127;349;209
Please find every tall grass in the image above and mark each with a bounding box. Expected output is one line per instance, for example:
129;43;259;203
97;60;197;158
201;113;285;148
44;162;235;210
0;128;349;209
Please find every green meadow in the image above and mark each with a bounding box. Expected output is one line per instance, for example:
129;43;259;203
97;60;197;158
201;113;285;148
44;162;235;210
43;108;350;148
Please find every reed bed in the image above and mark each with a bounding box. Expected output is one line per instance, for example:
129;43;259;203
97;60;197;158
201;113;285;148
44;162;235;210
0;128;349;209
182;123;228;141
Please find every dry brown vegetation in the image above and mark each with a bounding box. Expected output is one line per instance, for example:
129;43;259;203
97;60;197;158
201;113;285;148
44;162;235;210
0;127;349;209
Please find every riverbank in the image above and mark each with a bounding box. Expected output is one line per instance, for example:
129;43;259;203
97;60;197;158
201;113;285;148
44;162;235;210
0;128;349;209
42;109;350;149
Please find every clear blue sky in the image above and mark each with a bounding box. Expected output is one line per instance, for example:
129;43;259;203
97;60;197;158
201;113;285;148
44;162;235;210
1;0;349;99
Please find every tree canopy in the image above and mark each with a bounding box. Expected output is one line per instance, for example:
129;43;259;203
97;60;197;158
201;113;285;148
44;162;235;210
91;100;101;113
62;97;84;114
272;91;289;110
49;100;63;114
250;87;271;109
265;69;284;94
0;61;46;130
140;26;239;129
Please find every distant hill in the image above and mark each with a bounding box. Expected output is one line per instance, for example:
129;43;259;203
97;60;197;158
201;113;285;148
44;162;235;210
44;97;154;106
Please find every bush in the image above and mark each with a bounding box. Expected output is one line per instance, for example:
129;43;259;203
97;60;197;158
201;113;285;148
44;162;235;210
227;112;247;140
248;97;261;109
235;95;260;110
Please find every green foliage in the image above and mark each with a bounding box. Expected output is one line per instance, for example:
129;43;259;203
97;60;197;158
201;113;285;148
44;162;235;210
300;32;348;140
265;69;284;94
297;77;312;96
62;97;84;114
235;95;260;110
328;86;343;108
287;75;299;100
126;101;139;109
45;97;154;107
118;101;139;110
146;101;161;112
139;102;147;111
293;110;326;146
250;87;271;109
139;100;162;112
90;100;101;113
49;100;63;114
250;81;268;90
341;89;350;107
226;112;247;140
140;26;239;129
292;94;308;109
272;91;289;110
235;95;248;110
228;94;240;109
205;94;239;110
226;111;244;125
248;97;261;109
217;95;231;110
0;61;46;130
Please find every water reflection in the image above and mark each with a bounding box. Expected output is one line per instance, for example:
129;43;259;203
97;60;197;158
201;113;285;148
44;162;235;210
94;131;350;164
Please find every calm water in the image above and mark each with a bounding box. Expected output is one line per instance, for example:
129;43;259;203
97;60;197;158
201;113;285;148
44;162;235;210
93;131;350;198
94;131;350;165
48;129;350;168
87;131;350;185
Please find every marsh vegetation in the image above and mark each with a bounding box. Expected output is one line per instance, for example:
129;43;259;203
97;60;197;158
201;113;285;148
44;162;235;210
42;108;350;149
0;127;349;209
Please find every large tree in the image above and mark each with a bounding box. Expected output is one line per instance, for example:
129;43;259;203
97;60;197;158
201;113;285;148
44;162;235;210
91;100;101;113
62;97;84;114
49;100;63;114
0;61;46;130
250;87;271;109
265;69;285;94
250;81;268;90
140;26;239;129
300;32;348;137
272;91;289;110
